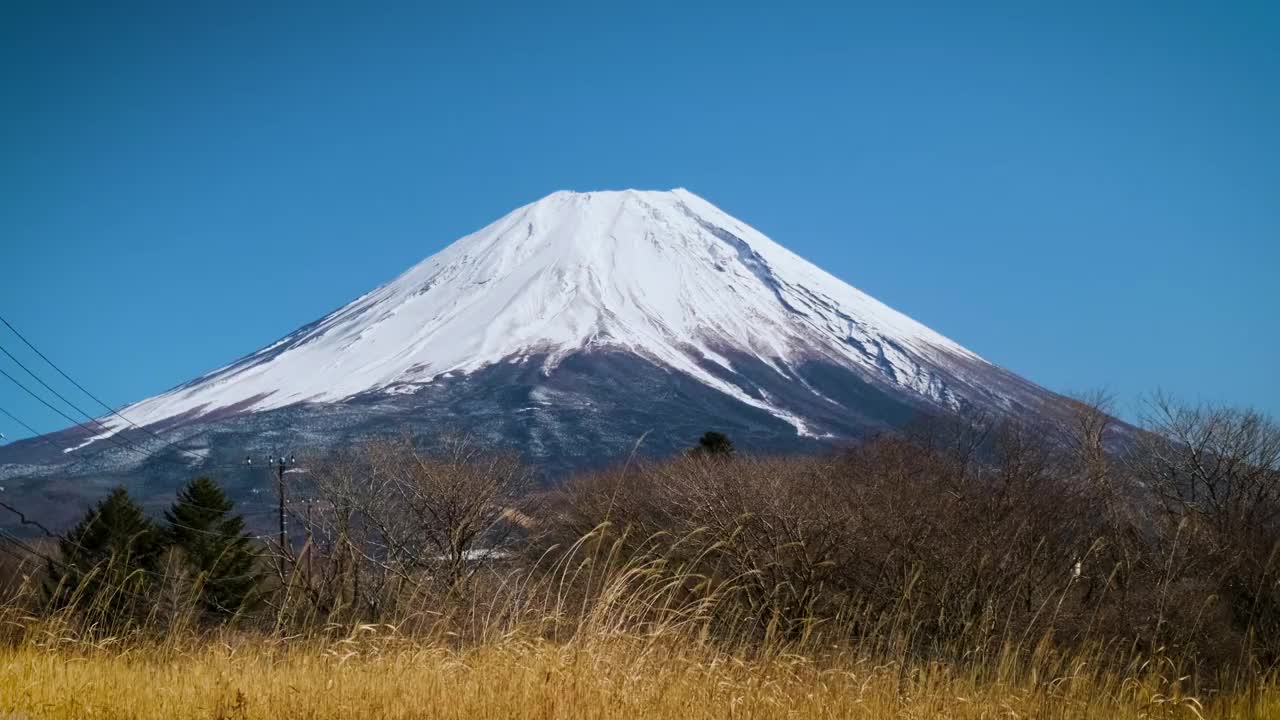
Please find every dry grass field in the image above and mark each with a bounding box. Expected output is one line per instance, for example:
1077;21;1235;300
2;402;1278;718
0;626;1274;720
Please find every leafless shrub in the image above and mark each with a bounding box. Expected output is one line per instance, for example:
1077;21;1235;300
534;395;1280;674
538;420;1093;653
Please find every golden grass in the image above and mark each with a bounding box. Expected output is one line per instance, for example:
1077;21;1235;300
4;521;1276;719
0;627;1274;720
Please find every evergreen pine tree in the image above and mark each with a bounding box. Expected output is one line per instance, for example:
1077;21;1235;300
47;486;163;616
692;431;735;458
165;476;261;617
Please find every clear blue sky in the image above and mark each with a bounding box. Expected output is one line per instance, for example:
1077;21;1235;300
2;1;1277;439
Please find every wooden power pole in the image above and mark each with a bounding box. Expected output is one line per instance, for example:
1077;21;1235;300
248;452;296;573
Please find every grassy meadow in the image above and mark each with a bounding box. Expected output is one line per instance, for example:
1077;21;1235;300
1;630;1273;720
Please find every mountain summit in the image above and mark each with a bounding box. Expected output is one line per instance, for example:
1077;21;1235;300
3;189;1062;507
86;189;1027;440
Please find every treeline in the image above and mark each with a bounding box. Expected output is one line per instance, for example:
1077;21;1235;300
2;393;1278;680
36;477;261;625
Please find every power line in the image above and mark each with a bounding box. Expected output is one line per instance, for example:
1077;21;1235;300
0;343;197;471
0;313;209;464
0;365;245;479
0;317;321;486
0;499;55;538
0;349;247;475
0;402;45;440
0;398;245;481
0;364;147;459
0;318;301;531
0;400;183;485
0;341;129;445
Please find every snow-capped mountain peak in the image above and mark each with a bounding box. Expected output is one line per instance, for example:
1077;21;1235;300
84;189;1005;445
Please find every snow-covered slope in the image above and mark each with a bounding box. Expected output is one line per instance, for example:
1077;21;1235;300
79;189;1027;448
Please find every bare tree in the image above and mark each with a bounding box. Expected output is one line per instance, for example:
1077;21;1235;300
301;433;534;621
1131;394;1280;661
1136;394;1280;535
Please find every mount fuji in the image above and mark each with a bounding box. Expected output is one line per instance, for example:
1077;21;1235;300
1;189;1066;520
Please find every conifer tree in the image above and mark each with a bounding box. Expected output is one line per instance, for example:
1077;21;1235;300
165;476;261;617
692;431;735;458
47;486;163;616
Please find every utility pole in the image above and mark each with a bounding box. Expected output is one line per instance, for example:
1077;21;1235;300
275;454;289;563
248;452;296;572
304;498;314;588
